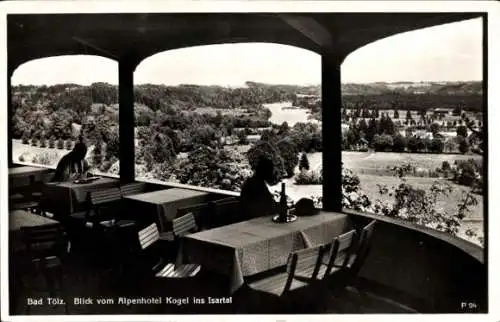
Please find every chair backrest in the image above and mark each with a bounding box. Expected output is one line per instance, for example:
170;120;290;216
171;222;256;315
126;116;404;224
120;182;146;197
210;198;241;227
350;220;377;275
172;213;198;238
21;223;67;259
324;229;357;278
41;172;55;183
177;202;210;229
362;220;377;244
138;222;160;250
284;244;326;293
90;187;122;206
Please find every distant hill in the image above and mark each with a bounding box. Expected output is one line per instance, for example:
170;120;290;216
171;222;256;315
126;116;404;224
340;81;482;96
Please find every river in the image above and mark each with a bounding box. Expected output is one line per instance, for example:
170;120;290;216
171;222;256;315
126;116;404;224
264;101;319;127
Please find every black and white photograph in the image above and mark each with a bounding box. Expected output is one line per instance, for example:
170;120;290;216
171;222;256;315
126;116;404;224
1;1;498;320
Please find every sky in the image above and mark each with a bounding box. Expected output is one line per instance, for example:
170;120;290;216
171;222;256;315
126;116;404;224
11;17;482;86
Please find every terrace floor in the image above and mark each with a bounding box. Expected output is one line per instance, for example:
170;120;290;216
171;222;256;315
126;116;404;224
10;247;417;315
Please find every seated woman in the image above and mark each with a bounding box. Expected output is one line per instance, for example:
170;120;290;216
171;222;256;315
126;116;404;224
51;139;90;182
240;156;281;220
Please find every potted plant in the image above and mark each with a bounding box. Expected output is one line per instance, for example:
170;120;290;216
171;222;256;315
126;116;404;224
57;138;65;149
48;136;56;148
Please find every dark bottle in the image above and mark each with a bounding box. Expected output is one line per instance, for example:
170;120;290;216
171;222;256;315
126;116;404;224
279;182;288;221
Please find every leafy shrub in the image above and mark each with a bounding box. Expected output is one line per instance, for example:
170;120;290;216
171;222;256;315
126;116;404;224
143;133;176;170
429;138;444;153
32;152;58;166
392;134;406;152
31;137;38;146
373;164;478;237
442;161;451;171
92;140;103;167
175;146;251;191
99;161;113;172
453;159;482;188
22;132;30;144
276;138;299;178
294;169;322;185
65;140;73;150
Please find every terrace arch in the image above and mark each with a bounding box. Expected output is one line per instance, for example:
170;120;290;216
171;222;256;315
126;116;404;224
7;12;486;313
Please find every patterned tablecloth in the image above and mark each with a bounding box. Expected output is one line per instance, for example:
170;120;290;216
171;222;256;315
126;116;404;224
123;188;210;231
9;210;60;252
177;211;350;294
42;177;119;216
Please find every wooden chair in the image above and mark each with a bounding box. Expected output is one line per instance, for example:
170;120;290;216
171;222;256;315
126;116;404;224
348;220;377;278
31;172;54;215
9;175;44;213
120;182;146;197
247;244;327;297
17;223;69;314
176;203;210;230
173;212;199;238
137;223;201;278
70;187;128;228
322;229;358;280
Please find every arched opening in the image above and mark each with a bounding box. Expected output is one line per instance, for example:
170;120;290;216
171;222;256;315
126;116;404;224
11;55;119;176
340;17;484;247
133;43;323;200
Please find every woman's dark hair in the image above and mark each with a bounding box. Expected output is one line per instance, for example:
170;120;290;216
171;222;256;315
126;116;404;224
72;142;88;161
255;156;274;177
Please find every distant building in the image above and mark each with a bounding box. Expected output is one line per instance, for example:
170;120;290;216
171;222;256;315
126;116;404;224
246;135;261;143
433;108;453;117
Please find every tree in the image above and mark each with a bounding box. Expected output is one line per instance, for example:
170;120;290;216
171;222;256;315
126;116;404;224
175;146;251;192
407;136;421;152
143;133;177;169
237;130;249;144
366;118;378;143
458;136;470;154
429;138;444;153
105;132;120;161
276;138;299;178
456;125;468;138
394;109;400;119
406;110;412;120
358;118;368;136
299;153;310;171
430;123;440;137
392;134;406;152
278;121;290;135
247;140;286;184
92;139;103;167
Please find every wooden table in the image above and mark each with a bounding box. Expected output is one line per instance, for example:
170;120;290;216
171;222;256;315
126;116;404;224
9;210;60;252
9;166;51;188
42;177;119;216
124;188;210;231
177;211;350;294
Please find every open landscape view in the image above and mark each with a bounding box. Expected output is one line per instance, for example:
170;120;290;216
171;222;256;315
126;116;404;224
12;17;485;246
6;10;488;316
